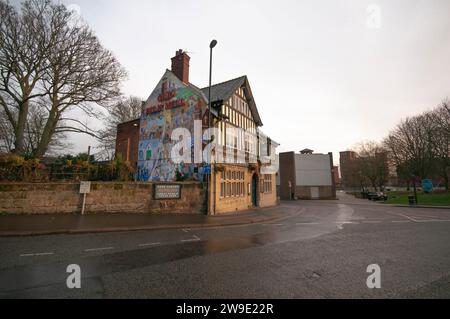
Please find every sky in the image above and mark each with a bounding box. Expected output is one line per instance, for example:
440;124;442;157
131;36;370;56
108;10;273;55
25;0;450;164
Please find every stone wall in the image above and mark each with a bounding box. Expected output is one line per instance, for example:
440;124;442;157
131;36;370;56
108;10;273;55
0;182;204;215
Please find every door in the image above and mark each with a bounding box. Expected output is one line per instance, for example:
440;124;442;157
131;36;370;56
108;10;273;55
252;174;258;207
310;187;319;199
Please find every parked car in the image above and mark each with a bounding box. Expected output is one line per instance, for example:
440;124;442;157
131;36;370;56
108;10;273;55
367;192;387;201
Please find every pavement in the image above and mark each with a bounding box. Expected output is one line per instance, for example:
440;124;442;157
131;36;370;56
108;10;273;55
1;194;450;298
0;204;297;237
1;192;447;237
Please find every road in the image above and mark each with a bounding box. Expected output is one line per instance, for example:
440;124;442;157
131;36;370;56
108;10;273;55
1;192;450;298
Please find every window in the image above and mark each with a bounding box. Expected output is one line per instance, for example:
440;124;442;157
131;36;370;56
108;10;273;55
262;174;273;194
221;170;245;198
220;182;225;197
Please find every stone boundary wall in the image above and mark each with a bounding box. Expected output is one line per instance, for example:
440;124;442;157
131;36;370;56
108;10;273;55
0;182;204;215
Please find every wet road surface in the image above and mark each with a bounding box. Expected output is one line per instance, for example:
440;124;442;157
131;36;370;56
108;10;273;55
1;194;450;298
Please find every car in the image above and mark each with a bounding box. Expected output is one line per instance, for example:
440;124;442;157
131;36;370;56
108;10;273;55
367;192;388;201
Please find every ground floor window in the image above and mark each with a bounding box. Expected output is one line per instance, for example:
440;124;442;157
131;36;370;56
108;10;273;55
261;174;273;194
220;168;245;198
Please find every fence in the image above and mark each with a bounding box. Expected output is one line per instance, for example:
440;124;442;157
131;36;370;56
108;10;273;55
0;156;134;182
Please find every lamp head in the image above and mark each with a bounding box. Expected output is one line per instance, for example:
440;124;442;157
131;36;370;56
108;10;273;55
209;40;217;49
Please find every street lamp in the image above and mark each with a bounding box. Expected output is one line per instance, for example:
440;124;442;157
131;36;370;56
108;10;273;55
205;39;217;215
208;39;217;128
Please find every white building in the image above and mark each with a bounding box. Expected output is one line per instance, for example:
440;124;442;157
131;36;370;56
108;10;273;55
278;149;336;200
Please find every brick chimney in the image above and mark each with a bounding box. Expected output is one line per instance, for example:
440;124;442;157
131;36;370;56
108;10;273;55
171;49;190;83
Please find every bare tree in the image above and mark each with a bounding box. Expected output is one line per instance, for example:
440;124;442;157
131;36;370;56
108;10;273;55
427;101;450;189
97;96;143;159
0;0;127;157
384;110;440;187
353;141;389;191
0;0;52;153
0;101;69;155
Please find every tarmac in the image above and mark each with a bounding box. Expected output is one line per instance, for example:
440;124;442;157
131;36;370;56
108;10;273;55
0;204;296;237
1;193;447;237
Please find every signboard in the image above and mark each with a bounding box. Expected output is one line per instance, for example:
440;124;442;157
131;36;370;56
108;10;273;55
422;179;433;193
79;181;91;194
154;184;181;200
203;165;211;174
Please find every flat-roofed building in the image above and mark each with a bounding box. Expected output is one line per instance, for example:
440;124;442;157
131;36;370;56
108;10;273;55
279;151;336;200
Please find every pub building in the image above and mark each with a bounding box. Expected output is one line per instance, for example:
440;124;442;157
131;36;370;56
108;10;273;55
115;50;279;214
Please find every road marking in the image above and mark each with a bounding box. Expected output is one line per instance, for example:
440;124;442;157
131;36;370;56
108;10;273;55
20;252;54;257
412;214;444;219
181;228;190;233
84;247;114;252
416;219;450;223
336;224;343;230
296;222;320;225
386;211;420;222
138;242;161;247
334;221;358;224
181;235;200;242
263;223;284;226
387;210;450;223
391;220;410;223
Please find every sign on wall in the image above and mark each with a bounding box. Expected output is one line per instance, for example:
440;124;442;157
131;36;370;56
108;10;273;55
154;184;181;200
79;181;91;194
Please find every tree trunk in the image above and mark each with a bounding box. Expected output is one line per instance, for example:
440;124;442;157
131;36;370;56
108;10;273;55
13;100;29;154
444;166;449;190
34;111;58;158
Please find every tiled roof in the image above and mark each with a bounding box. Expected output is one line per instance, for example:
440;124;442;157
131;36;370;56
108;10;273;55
201;76;262;126
201;76;246;103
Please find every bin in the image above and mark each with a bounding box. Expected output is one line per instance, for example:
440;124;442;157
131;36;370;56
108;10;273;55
408;195;416;205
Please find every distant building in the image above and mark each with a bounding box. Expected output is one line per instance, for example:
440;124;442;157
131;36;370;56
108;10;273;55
332;165;341;188
339;150;357;189
278;151;336;200
339;149;400;190
115;119;140;167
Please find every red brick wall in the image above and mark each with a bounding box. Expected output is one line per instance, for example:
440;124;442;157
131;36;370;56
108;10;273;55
279;152;296;200
115;119;140;167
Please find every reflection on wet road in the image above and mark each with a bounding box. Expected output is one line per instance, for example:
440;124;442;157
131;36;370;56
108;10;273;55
1;197;450;298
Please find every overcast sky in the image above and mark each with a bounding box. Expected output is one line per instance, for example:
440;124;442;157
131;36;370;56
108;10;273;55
43;0;450;164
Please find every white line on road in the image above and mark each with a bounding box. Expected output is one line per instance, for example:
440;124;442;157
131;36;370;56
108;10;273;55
391;220;410;223
334;221;358;224
138;242;161;247
181;228;190;233
84;247;114;252
181;235;200;242
415;219;450;223
262;223;284;226
20;252;54;257
412;214;446;219
386;211;420;222
296;222;320;225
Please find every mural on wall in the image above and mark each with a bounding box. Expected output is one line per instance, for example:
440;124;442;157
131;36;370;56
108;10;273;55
137;71;207;182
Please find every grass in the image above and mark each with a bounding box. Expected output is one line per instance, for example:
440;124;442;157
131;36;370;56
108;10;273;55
385;191;450;206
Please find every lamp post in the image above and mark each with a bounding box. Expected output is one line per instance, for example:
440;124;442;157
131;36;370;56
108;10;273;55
205;39;217;215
